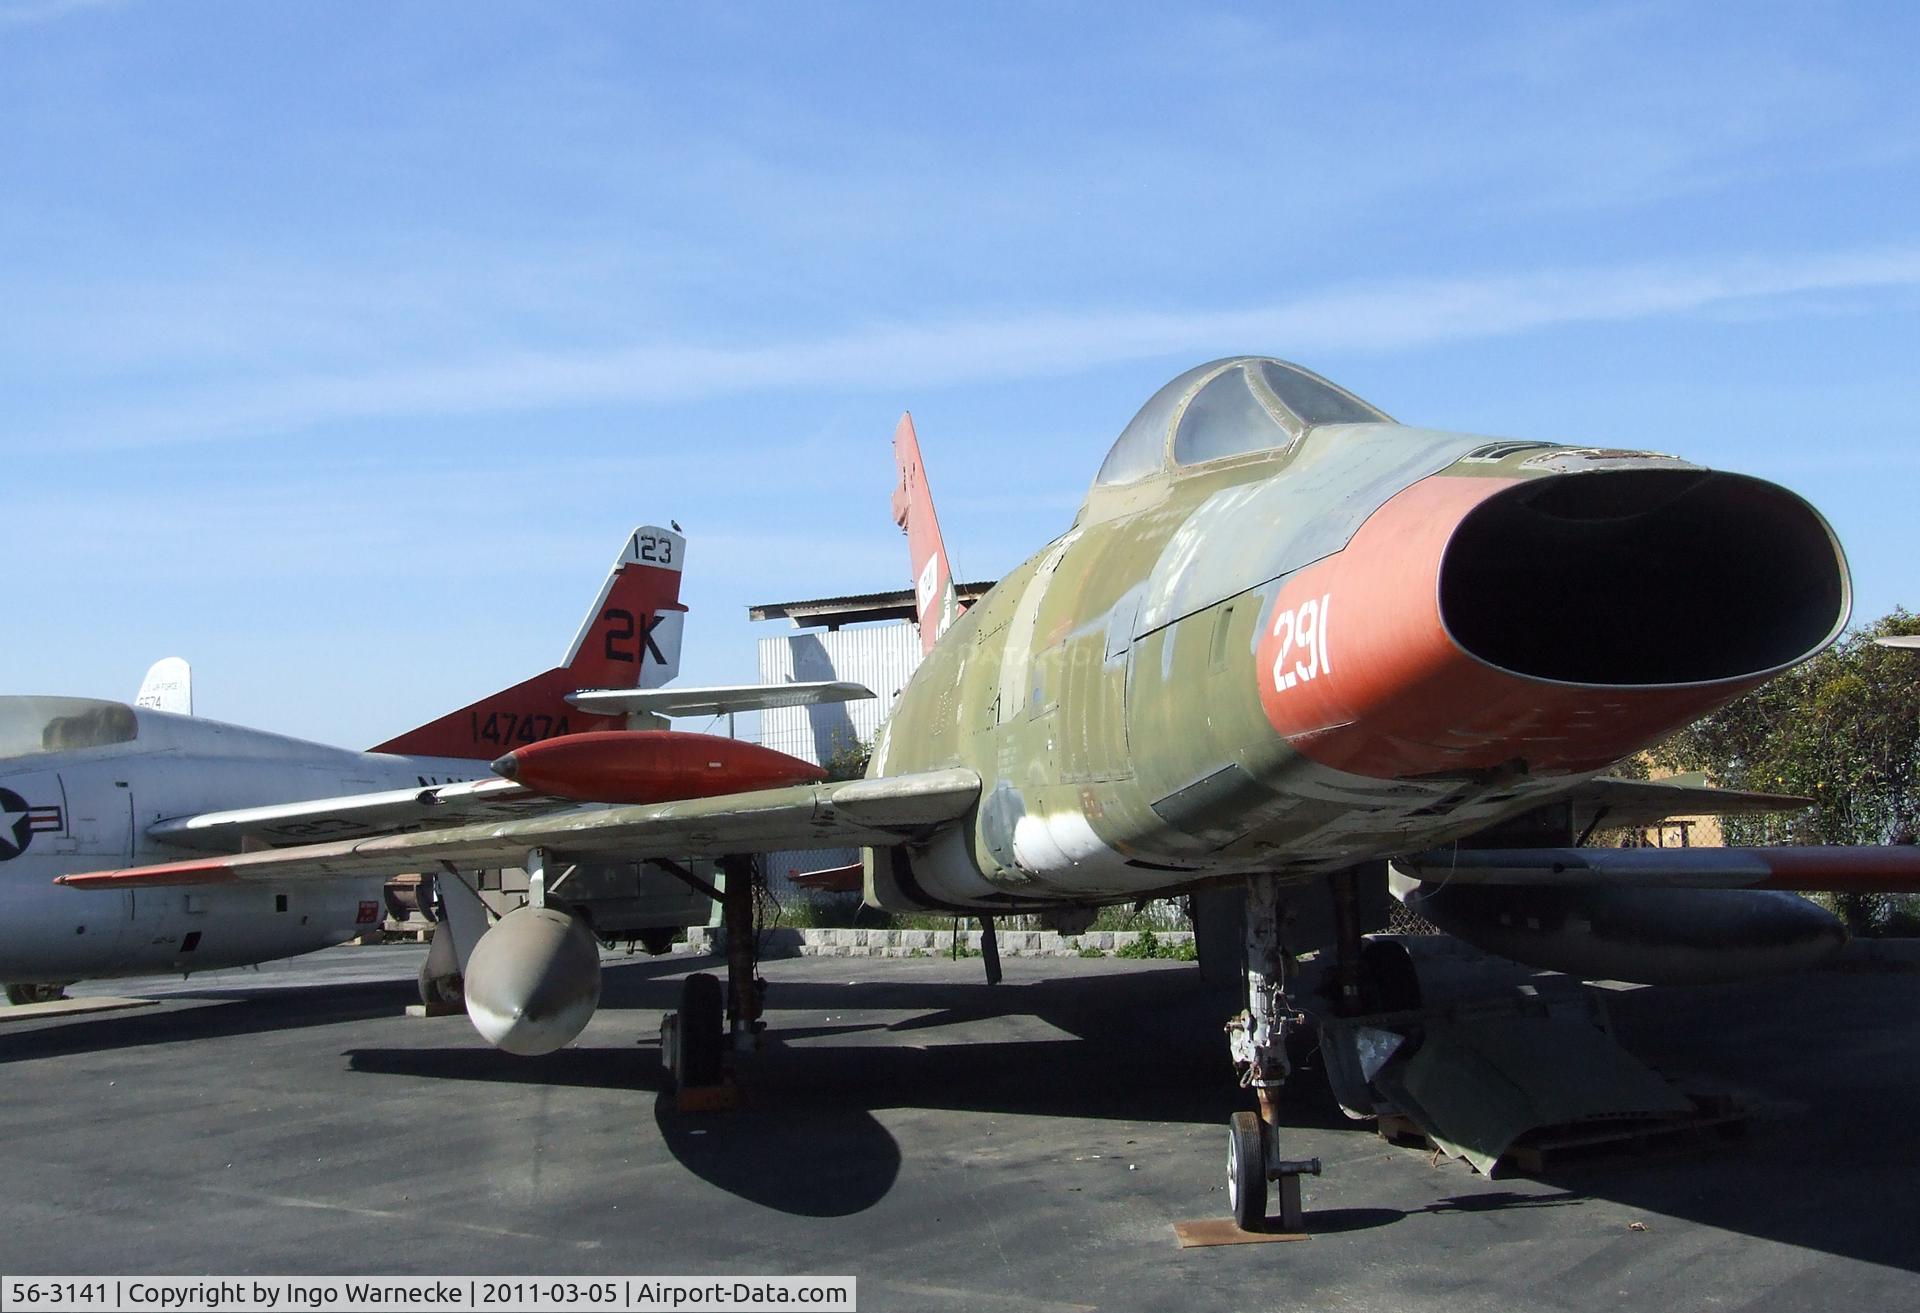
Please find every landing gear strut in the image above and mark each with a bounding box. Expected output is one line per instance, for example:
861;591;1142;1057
719;853;764;1052
1224;873;1322;1231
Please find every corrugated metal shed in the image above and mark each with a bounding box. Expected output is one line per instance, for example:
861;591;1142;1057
757;624;922;767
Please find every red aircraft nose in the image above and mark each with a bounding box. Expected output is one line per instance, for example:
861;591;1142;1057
493;730;827;803
1256;466;1847;779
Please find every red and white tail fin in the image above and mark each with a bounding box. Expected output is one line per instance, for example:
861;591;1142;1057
371;526;688;760
891;412;959;654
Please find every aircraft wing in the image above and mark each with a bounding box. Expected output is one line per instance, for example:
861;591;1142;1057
147;776;553;851
1400;844;1920;892
1877;635;1920;649
1568;774;1810;833
62;767;981;888
567;681;875;718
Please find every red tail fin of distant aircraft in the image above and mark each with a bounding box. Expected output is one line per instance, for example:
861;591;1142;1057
891;412;960;654
371;527;688;760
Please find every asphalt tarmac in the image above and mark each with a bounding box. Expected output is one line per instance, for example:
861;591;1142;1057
2;944;1917;1312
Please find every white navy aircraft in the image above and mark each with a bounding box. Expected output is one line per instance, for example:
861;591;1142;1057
0;526;867;1005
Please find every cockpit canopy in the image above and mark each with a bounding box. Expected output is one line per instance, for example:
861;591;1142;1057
1094;357;1390;487
0;697;139;760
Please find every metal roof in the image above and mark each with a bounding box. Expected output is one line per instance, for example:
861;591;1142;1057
748;580;998;629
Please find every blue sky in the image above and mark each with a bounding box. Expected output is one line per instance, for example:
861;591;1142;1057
4;1;1917;747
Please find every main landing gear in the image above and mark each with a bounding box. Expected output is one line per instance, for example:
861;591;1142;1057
662;853;764;1097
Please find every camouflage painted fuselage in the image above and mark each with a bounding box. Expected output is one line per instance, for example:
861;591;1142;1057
865;358;1847;912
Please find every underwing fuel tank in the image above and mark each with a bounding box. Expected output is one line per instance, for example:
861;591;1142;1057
492;730;825;803
1404;881;1849;985
462;906;602;1055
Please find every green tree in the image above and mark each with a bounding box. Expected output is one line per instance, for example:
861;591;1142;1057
1650;609;1920;932
820;733;872;782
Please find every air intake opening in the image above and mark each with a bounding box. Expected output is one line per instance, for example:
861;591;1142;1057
1439;470;1847;685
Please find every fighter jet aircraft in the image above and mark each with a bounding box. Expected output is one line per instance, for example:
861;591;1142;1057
1;526;852;1005
63;358;1920;1225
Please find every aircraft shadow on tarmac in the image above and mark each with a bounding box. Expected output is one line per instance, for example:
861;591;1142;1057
0;953;703;1064
0;978;418;1063
344;962;1292;1218
1531;967;1920;1274
1303;1191;1587;1236
13;949;1918;1267
341;956;1920;1269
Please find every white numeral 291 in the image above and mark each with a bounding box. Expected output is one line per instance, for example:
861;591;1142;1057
1270;594;1332;693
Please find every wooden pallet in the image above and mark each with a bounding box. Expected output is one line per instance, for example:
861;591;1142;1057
674;1078;741;1114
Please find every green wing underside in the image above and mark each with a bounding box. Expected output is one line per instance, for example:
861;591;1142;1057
59;769;982;887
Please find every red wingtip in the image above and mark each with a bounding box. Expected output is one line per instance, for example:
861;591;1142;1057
790;861;864;893
58;861;240;888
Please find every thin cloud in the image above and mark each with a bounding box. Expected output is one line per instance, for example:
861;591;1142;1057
0;0;121;27
28;244;1920;451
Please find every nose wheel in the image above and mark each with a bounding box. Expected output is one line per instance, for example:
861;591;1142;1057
1226;1111;1320;1233
1227;1112;1267;1230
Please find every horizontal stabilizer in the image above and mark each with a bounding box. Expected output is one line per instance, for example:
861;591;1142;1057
1400;844;1920;893
568;681;875;718
60;767;982;888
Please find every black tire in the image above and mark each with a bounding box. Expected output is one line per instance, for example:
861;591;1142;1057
1227;1111;1267;1231
418;928;463;1008
678;973;725;1088
5;982;68;1006
1359;938;1423;1014
417;961;463;1009
637;928;677;957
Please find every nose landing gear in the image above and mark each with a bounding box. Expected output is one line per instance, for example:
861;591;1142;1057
1224;872;1324;1232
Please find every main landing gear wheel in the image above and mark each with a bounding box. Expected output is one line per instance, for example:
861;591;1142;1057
5;982;68;1006
416;962;464;1009
676;972;725;1088
417;928;463;1008
1227;1111;1267;1231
